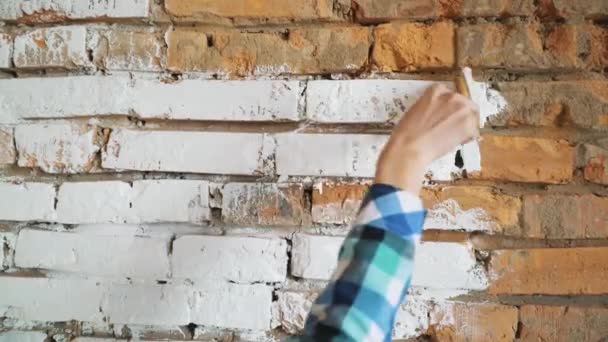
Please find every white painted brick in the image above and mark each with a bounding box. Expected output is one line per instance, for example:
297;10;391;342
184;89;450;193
189;283;273;330
89;29;163;72
130;79;301;121
104;283;192;326
172;235;288;283
275;133;461;180
0;76;129;124
0;182;55;222
306;80;439;123
0;277;105;322
0;0;150;21
291;234;341;280
0;331;47;342
131;180;210;223
56;181;131;224
0;76;300;122
14;229;170;278
0;33;12;68
290;234;487;290
103;129;273;175
13;26;90;69
276;290;430;338
0;126;16;165
15;124;101;173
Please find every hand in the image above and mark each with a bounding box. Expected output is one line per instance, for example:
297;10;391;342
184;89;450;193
375;84;480;194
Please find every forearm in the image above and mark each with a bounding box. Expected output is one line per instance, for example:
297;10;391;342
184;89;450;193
297;184;426;341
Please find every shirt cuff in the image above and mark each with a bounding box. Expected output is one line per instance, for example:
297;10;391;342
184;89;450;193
354;183;426;240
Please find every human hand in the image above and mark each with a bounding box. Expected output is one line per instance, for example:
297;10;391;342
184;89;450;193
375;84;480;194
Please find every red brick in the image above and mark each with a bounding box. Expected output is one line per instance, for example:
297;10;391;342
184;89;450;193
421;186;521;234
429;302;518;342
0;126;15;166
222;183;310;226
372;21;455;71
478;135;574;184
165;0;337;21
458;23;607;70
489;247;608;294
167;27;370;76
579;142;608;185
536;0;608;19
523;194;608;238
354;0;533;22
490;81;608;129
311;183;368;224
519;305;608;341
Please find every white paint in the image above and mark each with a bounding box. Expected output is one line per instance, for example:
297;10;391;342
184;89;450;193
0;33;12;68
275;133;462;179
131;180;210;223
276;290;431;338
291;234;342;280
189;283;273;330
0;277;106;322
312;197;361;224
0;331;47;342
14;228;170;279
132;79;301;121
290;234;487;289
15;124;100;174
411;242;488;290
172;235;288;283
0;76;301;122
0;182;55;222
0;0;150;20
56;181;132;224
103;129;273;175
88;29;163;72
13;26;90;68
424;198;495;232
306;80;443;123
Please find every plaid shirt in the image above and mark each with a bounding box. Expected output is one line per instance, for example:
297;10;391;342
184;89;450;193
290;183;426;342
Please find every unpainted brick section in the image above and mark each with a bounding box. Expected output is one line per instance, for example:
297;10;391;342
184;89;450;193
478;135;574;184
172;235;288;283
0;126;15;165
489;247;608;294
291;234;488;289
0;277;272;329
14;228;170;279
312;183;368;224
353;0;534;22
0;76;301;122
518;305;608;341
523;194;608;238
15;123;101;174
458;23;607;70
492;81;608;129
422;186;521;234
13;26;90;69
0;33;12;68
372;22;455;71
536;0;608;19
166;27;370;75
429;302;518;341
0;182;56;222
221;183;309;226
165;0;336;21
0;0;151;22
102;129;273;176
579;142;608;185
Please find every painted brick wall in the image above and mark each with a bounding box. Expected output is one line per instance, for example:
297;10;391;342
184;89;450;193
0;1;607;341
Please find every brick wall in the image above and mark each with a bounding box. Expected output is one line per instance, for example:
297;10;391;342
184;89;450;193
0;0;607;341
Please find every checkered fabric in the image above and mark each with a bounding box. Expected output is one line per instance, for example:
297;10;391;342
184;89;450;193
288;183;426;342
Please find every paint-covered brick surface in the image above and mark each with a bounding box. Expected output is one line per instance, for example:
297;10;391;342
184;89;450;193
0;1;606;340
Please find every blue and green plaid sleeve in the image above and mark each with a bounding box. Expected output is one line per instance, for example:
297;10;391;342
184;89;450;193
291;183;426;342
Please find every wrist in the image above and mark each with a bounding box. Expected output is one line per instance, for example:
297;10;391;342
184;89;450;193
375;147;427;194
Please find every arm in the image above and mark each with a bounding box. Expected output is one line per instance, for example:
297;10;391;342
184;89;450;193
292;84;480;341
